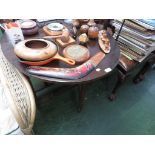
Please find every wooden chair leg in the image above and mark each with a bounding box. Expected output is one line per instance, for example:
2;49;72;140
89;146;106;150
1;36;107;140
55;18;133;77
133;61;151;84
108;70;126;101
78;84;87;112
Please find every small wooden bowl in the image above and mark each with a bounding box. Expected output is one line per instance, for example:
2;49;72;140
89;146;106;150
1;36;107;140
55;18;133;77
88;26;99;39
20;20;39;36
80;25;89;34
63;44;90;64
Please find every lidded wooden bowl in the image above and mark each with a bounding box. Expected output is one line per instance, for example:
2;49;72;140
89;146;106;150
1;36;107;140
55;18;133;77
80;25;89;33
88;26;99;39
20;20;38;36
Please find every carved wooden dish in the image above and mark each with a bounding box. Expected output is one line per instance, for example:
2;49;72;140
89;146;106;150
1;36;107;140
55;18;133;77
63;45;90;63
14;39;57;61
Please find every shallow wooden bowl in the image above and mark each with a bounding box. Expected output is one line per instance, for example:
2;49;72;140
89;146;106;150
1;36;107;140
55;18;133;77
63;45;90;63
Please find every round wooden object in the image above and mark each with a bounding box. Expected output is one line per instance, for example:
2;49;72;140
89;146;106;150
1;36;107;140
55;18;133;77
88;26;99;39
14;39;57;61
63;45;90;63
20;20;37;29
43;26;63;36
47;23;64;31
20;20;39;36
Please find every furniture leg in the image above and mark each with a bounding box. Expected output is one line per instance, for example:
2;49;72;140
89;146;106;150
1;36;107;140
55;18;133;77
133;61;151;84
78;84;87;112
109;70;126;101
43;82;53;87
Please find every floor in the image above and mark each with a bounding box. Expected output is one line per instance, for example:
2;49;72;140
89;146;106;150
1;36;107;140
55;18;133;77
32;66;155;135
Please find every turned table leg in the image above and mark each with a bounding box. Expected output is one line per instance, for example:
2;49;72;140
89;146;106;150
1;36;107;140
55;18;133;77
109;70;126;101
78;84;87;112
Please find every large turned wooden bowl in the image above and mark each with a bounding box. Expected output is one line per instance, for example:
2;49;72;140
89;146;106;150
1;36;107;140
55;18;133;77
14;39;58;61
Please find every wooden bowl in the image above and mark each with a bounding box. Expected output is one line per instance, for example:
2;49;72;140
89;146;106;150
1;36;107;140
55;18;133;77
14;39;57;61
88;26;99;39
20;20;39;36
63;44;90;63
80;25;89;34
22;26;39;36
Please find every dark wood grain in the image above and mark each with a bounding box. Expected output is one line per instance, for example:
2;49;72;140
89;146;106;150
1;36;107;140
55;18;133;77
0;20;120;84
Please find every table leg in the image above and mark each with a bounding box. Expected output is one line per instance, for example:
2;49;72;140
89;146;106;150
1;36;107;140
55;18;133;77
78;84;87;112
43;82;53;87
109;70;126;101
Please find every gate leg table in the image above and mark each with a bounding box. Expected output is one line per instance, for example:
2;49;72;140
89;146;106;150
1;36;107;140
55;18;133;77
0;20;120;112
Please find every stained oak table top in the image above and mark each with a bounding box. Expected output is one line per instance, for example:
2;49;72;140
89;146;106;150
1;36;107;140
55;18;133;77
0;21;120;84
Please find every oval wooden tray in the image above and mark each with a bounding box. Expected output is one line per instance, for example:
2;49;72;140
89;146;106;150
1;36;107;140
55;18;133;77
98;38;111;54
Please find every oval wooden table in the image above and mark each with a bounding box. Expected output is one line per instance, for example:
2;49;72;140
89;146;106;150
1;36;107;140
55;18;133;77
0;21;120;111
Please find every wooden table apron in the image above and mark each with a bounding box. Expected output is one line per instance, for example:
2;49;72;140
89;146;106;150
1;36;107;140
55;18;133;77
0;28;120;85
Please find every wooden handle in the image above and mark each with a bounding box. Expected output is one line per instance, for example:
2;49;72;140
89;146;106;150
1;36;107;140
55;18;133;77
20;52;75;66
54;53;75;65
43;35;62;39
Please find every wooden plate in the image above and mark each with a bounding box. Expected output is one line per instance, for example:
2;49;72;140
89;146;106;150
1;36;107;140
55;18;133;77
43;25;63;36
47;23;64;31
63;45;90;63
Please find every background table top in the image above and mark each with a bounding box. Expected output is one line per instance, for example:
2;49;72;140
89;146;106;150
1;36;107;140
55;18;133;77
0;20;120;84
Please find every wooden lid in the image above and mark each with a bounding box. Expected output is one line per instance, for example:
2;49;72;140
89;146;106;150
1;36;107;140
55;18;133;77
20;20;37;29
63;45;90;63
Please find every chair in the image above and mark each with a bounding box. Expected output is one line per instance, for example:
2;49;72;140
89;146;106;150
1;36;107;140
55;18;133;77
0;44;36;135
106;23;155;100
108;52;155;100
